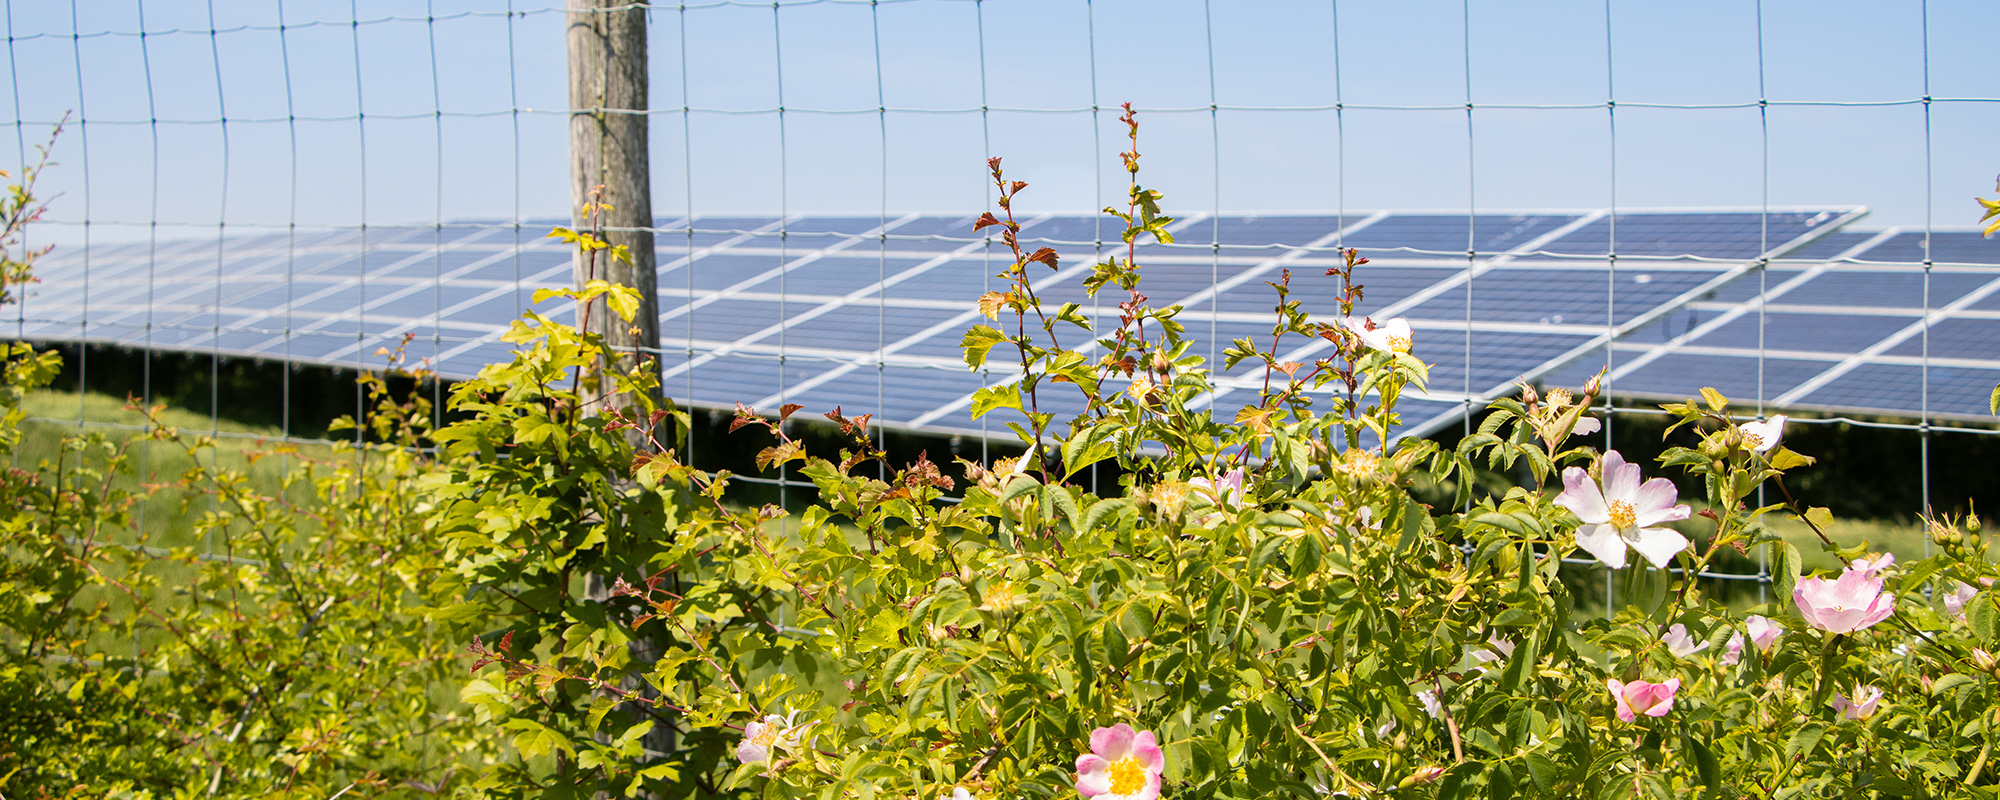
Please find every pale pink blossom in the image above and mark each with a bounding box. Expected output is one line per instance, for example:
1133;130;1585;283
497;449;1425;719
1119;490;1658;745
736;711;803;764
1414;689;1443;720
1794;569;1896;633
1571;415;1602;437
1661;623;1710;659
1946;581;1979;619
1188;468;1246;509
1722;615;1783;666
1746;615;1783;651
1555;450;1693;569
1342;316;1414;354
1607;678;1680;722
947;789;977;800
1075;724;1164;800
1469;636;1516;666
1830;685;1882;721
1738;415;1788;453
1849;553;1896;580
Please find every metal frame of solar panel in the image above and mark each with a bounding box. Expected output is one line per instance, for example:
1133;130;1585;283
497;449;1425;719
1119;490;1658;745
23;206;1919;445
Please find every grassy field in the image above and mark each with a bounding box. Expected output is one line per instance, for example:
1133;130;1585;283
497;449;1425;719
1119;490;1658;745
13;388;344;551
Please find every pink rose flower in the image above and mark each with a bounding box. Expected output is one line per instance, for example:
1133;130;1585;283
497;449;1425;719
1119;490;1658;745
1660;623;1710;659
1076;724;1164;800
1738;415;1787;453
1607;678;1680;723
1342;316;1414;354
737;711;803;764
1849;553;1896;580
1830;685;1882;720
1721;615;1782;666
1555;450;1693;569
1793;569;1896;634
1945;581;1978;619
1189;468;1246;509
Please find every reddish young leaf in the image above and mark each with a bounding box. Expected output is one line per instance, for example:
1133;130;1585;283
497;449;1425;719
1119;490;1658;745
1027;247;1060;270
779;403;804;422
974;212;1002;232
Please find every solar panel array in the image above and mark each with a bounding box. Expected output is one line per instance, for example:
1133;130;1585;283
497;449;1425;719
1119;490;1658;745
19;206;2000;442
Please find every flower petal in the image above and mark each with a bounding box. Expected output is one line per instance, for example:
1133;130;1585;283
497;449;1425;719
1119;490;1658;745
1574;524;1630;569
1090;724;1135;760
1130;730;1164;772
1555;467;1610;524
1607;678;1635;723
1627;526;1690;569
1075;755;1112;797
1602;450;1641;504
1631;478;1690;527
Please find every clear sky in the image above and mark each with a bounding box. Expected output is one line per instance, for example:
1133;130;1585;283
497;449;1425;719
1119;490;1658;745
4;0;1995;246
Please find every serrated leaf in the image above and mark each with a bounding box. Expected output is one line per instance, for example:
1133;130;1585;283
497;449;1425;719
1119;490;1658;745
970;385;1024;419
1930;673;1976;698
1971;592;1997;644
1785;722;1825;762
960;324;1009;370
1768;447;1816;471
1700;386;1728;412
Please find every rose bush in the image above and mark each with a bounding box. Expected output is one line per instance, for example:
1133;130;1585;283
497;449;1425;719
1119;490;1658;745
6;112;2000;799
445;108;2000;799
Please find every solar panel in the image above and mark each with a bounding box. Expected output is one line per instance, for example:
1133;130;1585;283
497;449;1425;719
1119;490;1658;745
1542;224;2000;424
39;206;1979;444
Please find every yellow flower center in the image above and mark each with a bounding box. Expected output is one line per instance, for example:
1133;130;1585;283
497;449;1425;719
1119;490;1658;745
1742;430;1764;449
1387;335;1412;353
1546;388;1573;407
1107;755;1148;796
750;724;781;748
1338;449;1379;477
1608;499;1637;531
983;582;1020;611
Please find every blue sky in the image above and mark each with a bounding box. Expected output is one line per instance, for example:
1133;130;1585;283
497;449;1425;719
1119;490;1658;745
4;0;1995;246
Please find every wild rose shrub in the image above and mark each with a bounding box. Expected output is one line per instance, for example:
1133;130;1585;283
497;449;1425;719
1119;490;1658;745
449;110;2000;799
5;115;2000;799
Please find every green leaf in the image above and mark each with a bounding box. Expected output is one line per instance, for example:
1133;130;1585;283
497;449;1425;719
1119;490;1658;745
1687;732;1720;790
603;284;642;322
857;607;905;652
1929;673;1976;699
970;384;1023;419
1700;386;1728;412
1768;447;1816;471
1971;592;1997;645
961;324;1009;370
1773;541;1803;606
1785;722;1825;762
1991;382;2000;416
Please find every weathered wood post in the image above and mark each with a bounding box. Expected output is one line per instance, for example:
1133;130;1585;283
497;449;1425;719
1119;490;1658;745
569;0;673;777
569;0;659;414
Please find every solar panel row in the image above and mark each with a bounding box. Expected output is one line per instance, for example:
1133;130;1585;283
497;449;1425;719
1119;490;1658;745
15;207;1999;444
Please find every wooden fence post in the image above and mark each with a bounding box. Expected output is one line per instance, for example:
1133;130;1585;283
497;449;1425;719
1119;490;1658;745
569;0;659;416
569;0;674;778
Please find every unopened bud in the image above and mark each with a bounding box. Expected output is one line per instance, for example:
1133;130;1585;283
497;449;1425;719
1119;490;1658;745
1973;648;1998;673
1968;511;1983;535
1583;372;1604;399
1519;383;1539;407
1398;766;1448;789
1151;350;1174;374
1929;520;1963;548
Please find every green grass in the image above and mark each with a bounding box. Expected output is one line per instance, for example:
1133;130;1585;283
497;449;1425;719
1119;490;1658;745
14;388;341;550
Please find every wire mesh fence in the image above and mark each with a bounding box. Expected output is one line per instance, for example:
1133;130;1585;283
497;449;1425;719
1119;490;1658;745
5;0;2000;608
